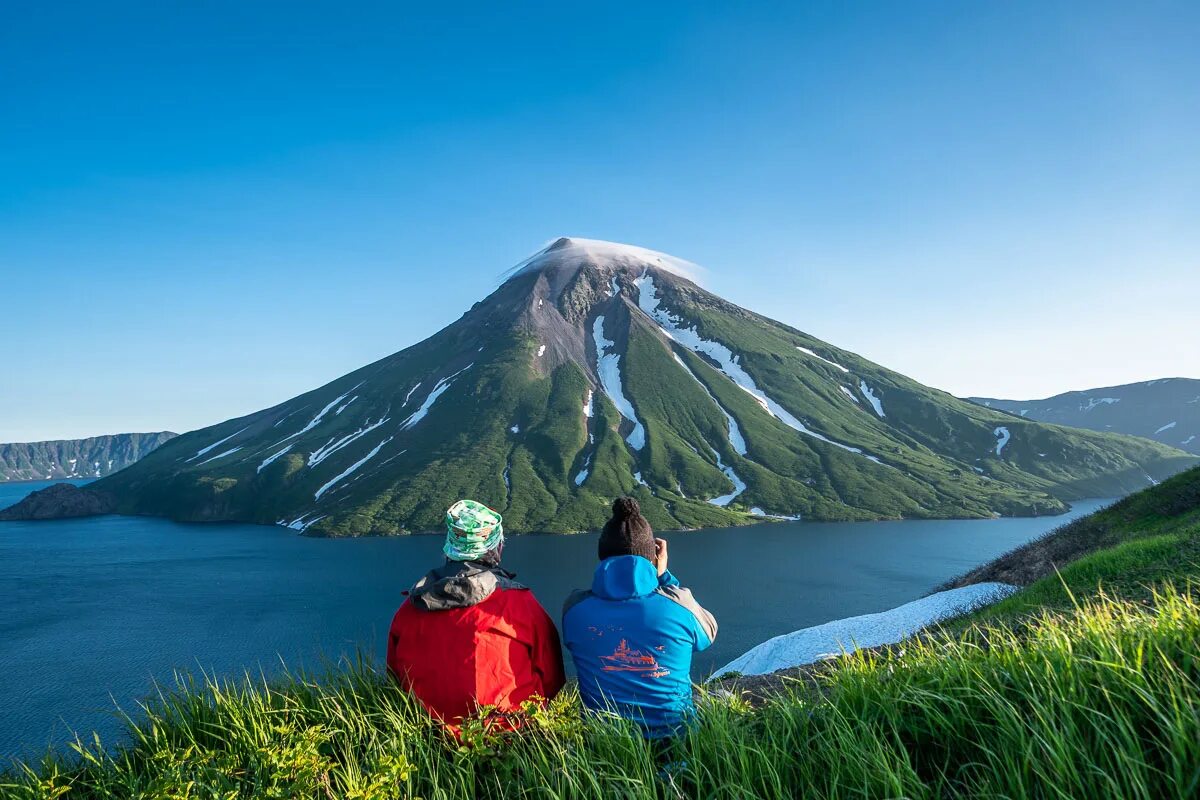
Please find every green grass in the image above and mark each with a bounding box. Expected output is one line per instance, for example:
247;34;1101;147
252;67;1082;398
5;587;1198;799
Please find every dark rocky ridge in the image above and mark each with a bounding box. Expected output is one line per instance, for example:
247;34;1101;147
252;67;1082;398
0;482;116;520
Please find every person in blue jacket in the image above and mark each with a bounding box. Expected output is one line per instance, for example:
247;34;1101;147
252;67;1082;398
562;497;718;739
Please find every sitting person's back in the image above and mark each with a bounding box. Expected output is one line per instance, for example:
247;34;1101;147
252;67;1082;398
387;499;564;733
562;498;717;739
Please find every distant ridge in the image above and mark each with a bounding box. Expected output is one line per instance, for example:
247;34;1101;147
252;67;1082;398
3;239;1193;534
969;378;1200;456
0;432;178;482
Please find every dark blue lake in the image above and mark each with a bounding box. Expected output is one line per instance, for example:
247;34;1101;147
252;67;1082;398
0;479;1110;761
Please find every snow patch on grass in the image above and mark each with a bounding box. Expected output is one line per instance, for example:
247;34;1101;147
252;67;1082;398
315;437;393;500
537;345;546;358
308;415;391;467
859;380;885;417
795;346;849;373
276;383;365;445
1155;421;1177;434
257;445;293;473
750;507;801;521
187;426;251;462
707;449;747;507
672;353;748;456
636;275;881;463
195;446;243;466
839;386;859;403
712;583;1018;677
399;365;473;431
592;315;646;450
993;426;1011;456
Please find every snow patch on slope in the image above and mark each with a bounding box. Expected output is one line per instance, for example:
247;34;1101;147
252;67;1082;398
1081;397;1120;412
309;415;391;467
188;426;250;462
277;383;365;444
399;365;473;431
859;381;885;417
712;583;1018;677
839;386;859;403
592;315;646;450
315;437;393;500
1155;421;1177;434
672;353;748;455
195;446;242;466
257;444;293;473
636;275;881;463
707;449;747;507
993;426;1011;456
796;346;849;373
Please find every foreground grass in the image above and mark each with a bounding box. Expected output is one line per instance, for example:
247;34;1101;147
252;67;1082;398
4;585;1198;799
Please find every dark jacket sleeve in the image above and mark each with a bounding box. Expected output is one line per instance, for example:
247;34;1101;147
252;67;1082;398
526;593;566;699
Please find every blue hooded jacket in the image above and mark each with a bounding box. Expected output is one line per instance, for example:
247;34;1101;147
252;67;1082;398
561;555;718;738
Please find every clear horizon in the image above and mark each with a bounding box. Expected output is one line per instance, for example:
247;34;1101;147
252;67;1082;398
3;2;1197;442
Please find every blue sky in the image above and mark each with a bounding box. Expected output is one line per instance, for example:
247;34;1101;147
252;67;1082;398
2;1;1197;441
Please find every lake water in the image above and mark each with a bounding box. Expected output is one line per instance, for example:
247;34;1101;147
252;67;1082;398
0;479;1111;761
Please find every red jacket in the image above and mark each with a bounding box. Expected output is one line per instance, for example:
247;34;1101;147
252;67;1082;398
387;561;565;734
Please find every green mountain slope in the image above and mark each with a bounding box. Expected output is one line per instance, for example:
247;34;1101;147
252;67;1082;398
5;238;1193;534
970;377;1200;455
0;432;177;482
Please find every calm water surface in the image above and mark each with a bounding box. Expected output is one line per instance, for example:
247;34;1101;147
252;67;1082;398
0;479;1112;760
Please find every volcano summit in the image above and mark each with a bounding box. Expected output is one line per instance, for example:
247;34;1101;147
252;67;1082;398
7;238;1193;534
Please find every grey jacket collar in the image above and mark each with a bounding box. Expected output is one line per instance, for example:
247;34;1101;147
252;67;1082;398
408;560;525;611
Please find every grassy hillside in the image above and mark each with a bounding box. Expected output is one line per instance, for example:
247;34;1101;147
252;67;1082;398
5;471;1199;798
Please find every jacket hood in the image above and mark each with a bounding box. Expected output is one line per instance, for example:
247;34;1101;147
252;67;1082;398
590;555;659;600
409;561;524;611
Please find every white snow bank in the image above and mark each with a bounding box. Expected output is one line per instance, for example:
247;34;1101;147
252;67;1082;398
712;583;1018;677
574;453;592;486
537;344;546;358
276;382;365;445
1183;435;1196;445
510;424;520;434
195;446;243;466
398;365;473;431
839;386;859;403
750;507;801;521
583;389;594;418
795;346;849;373
859;380;885;418
308;415;391;467
188;426;250;462
335;396;358;415
707;449;747;507
993;426;1011;456
1155;421;1177;434
257;444;293;473
315;436;393;500
672;353;748;455
402;383;422;407
1080;397;1120;412
592;315;646;450
636;275;881;463
278;512;327;532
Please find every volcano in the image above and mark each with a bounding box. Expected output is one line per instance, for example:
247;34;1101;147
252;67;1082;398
8;238;1193;534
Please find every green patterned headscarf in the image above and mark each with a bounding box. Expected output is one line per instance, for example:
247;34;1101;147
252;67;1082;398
443;499;504;561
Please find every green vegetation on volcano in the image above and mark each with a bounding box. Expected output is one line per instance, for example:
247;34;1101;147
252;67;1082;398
9;240;1192;535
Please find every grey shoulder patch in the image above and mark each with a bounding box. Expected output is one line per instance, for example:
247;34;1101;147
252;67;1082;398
655;585;718;643
561;589;593;619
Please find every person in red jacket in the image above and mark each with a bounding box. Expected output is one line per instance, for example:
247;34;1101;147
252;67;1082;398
387;499;565;735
